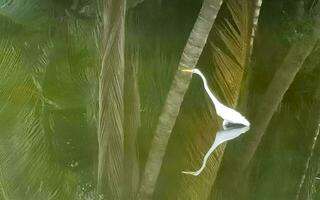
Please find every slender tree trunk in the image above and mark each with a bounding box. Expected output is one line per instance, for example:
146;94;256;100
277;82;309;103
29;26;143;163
97;0;126;199
237;3;320;173
249;0;263;56
137;0;223;199
123;50;140;200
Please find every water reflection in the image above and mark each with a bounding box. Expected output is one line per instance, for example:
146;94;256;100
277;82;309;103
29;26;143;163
183;126;250;176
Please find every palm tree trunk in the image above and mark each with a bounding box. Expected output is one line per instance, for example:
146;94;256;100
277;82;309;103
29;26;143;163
249;0;263;55
123;50;141;200
137;0;223;199
237;3;320;173
97;0;126;199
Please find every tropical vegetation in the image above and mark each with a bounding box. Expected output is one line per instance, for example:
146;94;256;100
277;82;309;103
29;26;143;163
0;0;319;199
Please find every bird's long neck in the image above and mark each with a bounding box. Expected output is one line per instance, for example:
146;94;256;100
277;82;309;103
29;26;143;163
195;71;222;107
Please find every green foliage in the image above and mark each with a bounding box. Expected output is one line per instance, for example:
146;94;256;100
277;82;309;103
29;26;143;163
0;1;99;199
1;0;320;199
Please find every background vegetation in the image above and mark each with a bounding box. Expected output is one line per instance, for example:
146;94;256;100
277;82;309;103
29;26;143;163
0;0;320;199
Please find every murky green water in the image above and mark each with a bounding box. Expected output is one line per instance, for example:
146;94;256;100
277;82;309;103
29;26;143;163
0;0;319;199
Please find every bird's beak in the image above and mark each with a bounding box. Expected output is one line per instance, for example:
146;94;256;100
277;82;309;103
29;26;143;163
181;69;193;73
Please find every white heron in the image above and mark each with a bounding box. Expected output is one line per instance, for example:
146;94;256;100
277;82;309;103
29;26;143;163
181;68;250;128
181;68;250;176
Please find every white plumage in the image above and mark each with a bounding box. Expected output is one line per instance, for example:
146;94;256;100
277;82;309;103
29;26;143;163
181;68;250;176
184;68;250;127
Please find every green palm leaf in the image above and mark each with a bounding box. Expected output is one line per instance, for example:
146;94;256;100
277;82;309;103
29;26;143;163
0;0;50;26
96;0;126;199
0;38;79;200
0;3;99;198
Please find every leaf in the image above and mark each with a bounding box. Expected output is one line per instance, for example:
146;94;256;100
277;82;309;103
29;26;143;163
211;0;259;105
0;38;79;200
96;0;126;199
0;6;99;199
0;0;51;26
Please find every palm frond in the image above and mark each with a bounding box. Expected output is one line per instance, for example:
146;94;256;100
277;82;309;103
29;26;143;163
97;0;126;199
0;5;99;198
0;39;79;200
0;0;50;26
211;0;258;105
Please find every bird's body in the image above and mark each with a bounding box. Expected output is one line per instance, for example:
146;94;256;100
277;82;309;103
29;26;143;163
181;68;250;176
189;68;250;128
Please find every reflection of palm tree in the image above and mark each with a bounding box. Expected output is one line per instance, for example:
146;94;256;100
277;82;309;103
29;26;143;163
183;126;250;176
3;0;319;199
0;1;100;199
